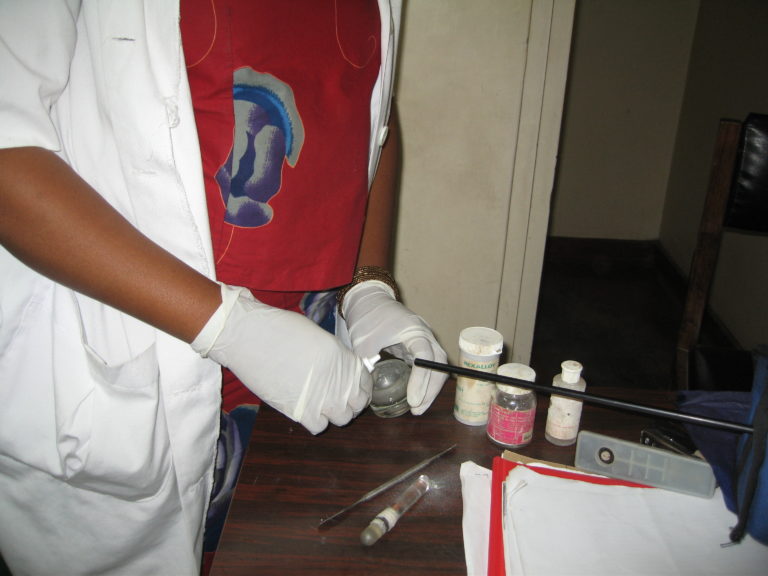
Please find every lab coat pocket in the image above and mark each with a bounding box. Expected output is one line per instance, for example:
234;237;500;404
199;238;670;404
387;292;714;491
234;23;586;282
59;342;172;501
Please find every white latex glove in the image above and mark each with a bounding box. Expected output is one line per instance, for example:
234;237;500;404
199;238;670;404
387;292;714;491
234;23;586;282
192;284;372;434
341;280;447;415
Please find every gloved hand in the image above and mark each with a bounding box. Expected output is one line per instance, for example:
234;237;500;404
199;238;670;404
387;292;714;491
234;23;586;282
192;284;372;434
341;280;447;415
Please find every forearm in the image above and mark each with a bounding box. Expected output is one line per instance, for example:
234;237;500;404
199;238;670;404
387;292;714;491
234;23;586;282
356;104;401;269
0;147;220;343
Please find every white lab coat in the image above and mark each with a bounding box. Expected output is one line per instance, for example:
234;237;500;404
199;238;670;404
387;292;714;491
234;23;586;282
0;1;400;574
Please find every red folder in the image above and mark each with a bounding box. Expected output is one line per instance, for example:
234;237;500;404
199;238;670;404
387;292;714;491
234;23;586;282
487;456;647;576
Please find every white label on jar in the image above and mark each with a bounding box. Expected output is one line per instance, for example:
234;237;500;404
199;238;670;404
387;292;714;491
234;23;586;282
453;355;500;425
544;396;584;441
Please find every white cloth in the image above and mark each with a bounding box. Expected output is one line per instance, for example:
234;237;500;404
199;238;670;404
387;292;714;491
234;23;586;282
0;1;400;574
460;461;492;576
504;466;768;576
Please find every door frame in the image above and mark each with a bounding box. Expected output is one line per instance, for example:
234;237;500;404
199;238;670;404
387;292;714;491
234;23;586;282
496;0;576;363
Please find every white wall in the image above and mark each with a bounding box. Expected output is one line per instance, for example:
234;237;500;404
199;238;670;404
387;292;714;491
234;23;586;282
660;0;768;350
394;1;532;362
548;0;768;351
549;0;698;239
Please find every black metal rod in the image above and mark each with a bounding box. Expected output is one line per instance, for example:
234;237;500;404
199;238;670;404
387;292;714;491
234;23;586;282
414;358;753;435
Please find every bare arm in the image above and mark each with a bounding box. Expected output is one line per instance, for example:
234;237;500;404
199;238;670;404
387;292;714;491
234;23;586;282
0;146;221;343
356;103;401;269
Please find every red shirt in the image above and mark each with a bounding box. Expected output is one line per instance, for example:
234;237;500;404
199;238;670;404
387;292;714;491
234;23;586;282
181;0;381;295
181;0;381;410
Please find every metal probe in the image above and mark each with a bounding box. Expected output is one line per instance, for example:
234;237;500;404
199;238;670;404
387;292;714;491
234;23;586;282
318;444;455;528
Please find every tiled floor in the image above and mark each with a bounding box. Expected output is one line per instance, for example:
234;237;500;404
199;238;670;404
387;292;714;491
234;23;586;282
529;237;733;391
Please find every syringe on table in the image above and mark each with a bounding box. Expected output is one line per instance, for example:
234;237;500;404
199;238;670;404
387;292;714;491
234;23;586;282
360;474;432;546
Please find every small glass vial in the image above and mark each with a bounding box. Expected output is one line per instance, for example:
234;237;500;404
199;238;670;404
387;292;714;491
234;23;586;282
545;360;587;446
486;363;537;449
369;357;411;418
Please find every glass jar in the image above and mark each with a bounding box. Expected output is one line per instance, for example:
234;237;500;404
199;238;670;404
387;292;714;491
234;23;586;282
486;363;537;448
487;385;537;448
370;358;411;418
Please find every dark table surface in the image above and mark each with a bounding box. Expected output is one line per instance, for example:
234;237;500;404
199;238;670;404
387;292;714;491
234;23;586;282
210;380;674;576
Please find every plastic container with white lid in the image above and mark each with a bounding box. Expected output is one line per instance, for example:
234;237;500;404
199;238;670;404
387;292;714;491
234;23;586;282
453;327;504;426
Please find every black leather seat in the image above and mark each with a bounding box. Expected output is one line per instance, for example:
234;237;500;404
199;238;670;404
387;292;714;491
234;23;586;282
677;113;768;391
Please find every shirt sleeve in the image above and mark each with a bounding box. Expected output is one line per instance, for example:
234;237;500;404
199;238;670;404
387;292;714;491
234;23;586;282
0;0;81;151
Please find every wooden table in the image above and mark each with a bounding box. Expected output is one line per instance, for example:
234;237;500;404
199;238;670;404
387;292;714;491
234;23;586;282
210;380;674;575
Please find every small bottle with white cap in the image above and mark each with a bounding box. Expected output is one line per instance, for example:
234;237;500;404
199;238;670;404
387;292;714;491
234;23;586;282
544;360;587;446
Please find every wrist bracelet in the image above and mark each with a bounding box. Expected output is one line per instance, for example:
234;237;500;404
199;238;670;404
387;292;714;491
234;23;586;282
337;265;401;318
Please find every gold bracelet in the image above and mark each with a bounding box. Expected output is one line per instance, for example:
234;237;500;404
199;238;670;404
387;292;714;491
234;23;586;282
337;265;401;318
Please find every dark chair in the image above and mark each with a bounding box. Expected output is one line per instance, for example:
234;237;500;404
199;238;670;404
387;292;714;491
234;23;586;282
676;113;768;391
